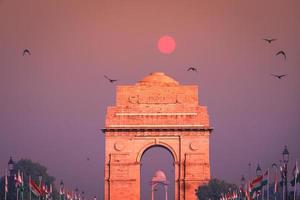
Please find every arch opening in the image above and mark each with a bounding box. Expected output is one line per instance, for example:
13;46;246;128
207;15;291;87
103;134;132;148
140;145;175;200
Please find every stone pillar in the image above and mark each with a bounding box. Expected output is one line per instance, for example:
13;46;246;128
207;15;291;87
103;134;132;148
165;185;168;200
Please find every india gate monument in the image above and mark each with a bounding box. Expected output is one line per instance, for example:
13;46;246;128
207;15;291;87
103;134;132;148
103;72;212;200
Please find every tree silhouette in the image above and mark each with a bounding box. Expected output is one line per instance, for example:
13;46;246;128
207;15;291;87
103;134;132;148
195;178;238;200
0;159;58;200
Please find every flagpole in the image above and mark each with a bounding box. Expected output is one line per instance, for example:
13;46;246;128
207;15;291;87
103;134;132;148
4;169;7;200
294;172;297;200
294;160;298;200
279;161;284;200
39;176;42;200
267;168;269;200
17;171;19;200
262;171;265;200
274;166;277;200
262;187;264;200
16;170;19;200
21;172;24;200
29;176;32;200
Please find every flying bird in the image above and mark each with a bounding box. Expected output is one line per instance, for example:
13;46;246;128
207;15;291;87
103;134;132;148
271;74;288;79
86;157;90;161
104;75;118;83
276;50;286;60
263;38;277;43
187;67;197;72
23;49;31;56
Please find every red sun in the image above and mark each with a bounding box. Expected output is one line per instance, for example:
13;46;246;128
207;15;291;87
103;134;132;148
157;35;176;54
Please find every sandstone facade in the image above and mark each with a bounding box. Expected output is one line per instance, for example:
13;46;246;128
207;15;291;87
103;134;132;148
103;72;212;200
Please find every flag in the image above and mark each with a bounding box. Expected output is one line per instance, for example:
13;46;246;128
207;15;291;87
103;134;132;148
67;191;71;200
49;184;53;196
14;170;22;188
47;184;53;200
5;171;8;193
225;191;238;200
19;172;25;200
29;177;42;197
261;170;268;187
232;191;239;200
274;168;278;193
43;184;51;200
60;186;64;195
226;192;231;199
60;185;65;200
290;161;300;186
245;183;252;200
250;175;263;196
41;183;48;196
220;193;226;200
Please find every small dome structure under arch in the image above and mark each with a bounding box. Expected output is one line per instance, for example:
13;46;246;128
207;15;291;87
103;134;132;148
152;170;167;182
151;170;169;200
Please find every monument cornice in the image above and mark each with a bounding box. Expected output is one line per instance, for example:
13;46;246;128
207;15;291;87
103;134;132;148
102;126;213;133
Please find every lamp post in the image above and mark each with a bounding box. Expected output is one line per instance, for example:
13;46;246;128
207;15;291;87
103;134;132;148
248;163;252;179
7;157;15;200
75;187;79;200
282;146;289;200
256;164;262;200
256;164;262;176
81;191;85;200
8;156;15;177
241;175;246;199
60;180;64;200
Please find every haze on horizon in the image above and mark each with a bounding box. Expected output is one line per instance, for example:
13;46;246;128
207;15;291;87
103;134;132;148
1;0;300;199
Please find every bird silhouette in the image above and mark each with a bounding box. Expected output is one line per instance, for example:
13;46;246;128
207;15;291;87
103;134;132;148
23;49;31;56
276;50;286;60
263;38;277;43
86;157;90;161
271;74;288;79
187;67;197;72
104;75;118;83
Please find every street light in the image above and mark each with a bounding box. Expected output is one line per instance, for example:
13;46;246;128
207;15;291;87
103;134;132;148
60;180;64;190
255;164;262;198
241;175;245;187
256;164;262;176
8;156;15;176
60;180;64;200
81;190;85;200
282;145;289;164
241;175;246;199
75;187;79;200
282;146;289;200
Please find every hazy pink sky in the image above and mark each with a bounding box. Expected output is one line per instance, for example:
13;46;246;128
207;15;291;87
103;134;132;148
1;0;300;199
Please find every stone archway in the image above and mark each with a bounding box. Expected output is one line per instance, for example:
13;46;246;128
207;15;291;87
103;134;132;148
140;145;174;200
103;72;212;200
137;143;178;164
